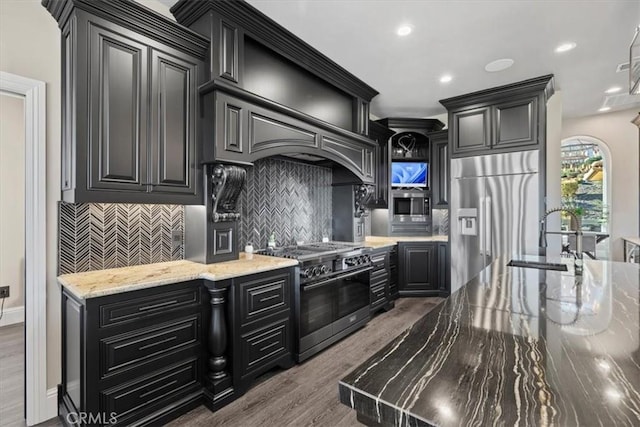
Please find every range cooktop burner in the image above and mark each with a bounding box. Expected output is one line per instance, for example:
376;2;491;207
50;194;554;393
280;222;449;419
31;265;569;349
259;241;364;261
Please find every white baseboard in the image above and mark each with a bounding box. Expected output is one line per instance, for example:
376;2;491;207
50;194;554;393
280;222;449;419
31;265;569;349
0;305;24;327
46;387;58;421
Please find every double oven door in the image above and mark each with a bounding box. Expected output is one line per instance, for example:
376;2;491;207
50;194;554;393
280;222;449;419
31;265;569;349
298;267;371;360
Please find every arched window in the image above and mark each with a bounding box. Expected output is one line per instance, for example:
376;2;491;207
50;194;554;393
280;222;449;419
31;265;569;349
561;136;611;258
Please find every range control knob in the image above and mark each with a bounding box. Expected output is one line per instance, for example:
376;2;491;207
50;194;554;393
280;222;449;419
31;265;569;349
312;267;320;277
320;265;328;274
302;269;312;278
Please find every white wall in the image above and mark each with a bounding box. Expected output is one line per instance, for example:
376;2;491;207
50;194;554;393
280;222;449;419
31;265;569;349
545;91;564;256
561;108;639;261
0;93;26;310
0;0;61;388
0;0;173;392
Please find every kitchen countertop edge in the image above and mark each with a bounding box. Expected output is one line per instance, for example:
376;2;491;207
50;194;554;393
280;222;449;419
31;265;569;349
58;255;299;300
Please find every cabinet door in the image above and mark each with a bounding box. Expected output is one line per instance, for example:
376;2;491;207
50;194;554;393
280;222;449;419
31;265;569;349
398;242;437;295
368;121;393;207
451;106;491;157
150;49;198;195
430;131;449;208
88;23;149;192
492;95;539;150
437;243;450;295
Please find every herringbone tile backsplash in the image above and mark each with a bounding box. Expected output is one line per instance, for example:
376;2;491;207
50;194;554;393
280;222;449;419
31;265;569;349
59;202;183;274
239;158;332;248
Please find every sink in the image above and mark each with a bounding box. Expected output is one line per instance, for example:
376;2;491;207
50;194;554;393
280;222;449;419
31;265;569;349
507;259;568;272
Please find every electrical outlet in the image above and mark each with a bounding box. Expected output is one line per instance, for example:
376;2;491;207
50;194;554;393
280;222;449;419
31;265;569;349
0;286;9;298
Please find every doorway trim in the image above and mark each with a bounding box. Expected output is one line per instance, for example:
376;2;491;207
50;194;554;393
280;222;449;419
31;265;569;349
0;71;48;425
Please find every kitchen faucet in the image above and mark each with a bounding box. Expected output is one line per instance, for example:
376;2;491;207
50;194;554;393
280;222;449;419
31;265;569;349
539;207;583;275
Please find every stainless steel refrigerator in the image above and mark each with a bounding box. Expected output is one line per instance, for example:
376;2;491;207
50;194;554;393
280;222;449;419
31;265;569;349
450;150;541;292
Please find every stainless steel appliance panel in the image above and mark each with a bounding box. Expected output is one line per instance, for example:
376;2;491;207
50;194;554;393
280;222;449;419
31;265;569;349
485;173;540;261
450;176;487;290
451;150;538;178
451;151;540;293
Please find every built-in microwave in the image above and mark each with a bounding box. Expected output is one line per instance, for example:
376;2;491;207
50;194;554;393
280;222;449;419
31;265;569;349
392;192;429;222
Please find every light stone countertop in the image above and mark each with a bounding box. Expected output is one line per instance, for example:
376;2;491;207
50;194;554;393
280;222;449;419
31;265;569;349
365;235;448;249
623;236;640;247
58;253;298;300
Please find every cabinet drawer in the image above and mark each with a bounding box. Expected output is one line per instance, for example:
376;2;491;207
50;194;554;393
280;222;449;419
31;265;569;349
370;284;386;306
370;274;388;288
99;288;200;328
100;357;200;422
239;273;290;326
370;267;387;281
241;318;291;376
100;315;200;378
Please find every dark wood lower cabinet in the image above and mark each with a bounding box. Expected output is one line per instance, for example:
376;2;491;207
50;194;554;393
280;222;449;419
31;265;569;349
59;267;296;426
369;247;395;314
398;242;449;297
60;281;205;426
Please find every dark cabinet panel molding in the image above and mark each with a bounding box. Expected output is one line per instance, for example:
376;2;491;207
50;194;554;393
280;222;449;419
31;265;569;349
205;81;376;184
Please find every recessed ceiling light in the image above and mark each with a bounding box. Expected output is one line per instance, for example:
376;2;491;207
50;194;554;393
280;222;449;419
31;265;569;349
598;106;611;112
604;86;622;94
485;58;514;72
439;74;452;83
397;25;412;36
555;42;577;53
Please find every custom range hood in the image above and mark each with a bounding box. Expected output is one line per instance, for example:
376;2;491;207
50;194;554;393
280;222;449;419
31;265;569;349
172;0;379;184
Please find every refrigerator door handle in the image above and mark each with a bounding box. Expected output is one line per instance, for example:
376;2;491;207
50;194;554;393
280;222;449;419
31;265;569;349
484;196;492;257
479;197;486;256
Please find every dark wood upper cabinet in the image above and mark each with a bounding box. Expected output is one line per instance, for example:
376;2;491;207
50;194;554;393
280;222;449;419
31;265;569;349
150;49;198;195
367;120;395;208
493;95;538;149
429;130;449;208
44;0;208;204
451;106;491;155
441;75;554;158
88;22;149;194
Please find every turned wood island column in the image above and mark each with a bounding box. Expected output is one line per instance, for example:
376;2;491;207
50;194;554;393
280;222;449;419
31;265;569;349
203;280;234;410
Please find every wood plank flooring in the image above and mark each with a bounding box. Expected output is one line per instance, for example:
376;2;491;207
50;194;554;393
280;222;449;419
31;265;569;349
0;297;441;427
0;323;61;427
170;297;443;427
0;323;25;427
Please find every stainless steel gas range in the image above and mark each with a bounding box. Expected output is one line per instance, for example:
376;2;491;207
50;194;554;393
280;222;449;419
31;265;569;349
260;242;372;362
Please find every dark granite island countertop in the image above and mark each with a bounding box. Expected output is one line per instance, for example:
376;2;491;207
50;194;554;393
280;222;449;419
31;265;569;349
339;257;640;426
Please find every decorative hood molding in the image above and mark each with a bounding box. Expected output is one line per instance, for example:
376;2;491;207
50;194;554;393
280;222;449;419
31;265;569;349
200;80;376;184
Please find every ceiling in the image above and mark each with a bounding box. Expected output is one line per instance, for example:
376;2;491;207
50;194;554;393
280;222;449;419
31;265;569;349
163;0;640;119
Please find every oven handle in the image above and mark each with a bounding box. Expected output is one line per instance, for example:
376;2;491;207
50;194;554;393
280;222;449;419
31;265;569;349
302;267;373;291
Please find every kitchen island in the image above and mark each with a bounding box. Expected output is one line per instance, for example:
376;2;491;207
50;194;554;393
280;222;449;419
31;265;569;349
339;256;640;426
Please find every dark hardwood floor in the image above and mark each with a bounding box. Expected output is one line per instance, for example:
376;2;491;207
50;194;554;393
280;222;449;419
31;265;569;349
0;298;442;427
170;297;443;427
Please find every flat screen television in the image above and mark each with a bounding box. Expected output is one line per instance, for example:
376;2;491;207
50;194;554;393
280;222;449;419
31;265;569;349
391;162;428;188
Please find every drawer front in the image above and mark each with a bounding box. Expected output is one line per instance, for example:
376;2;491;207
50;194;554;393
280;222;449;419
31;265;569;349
100;315;200;378
239;273;290;326
100;288;200;328
241;318;291;376
100;358;200;422
370;284;386;306
370;268;388;283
